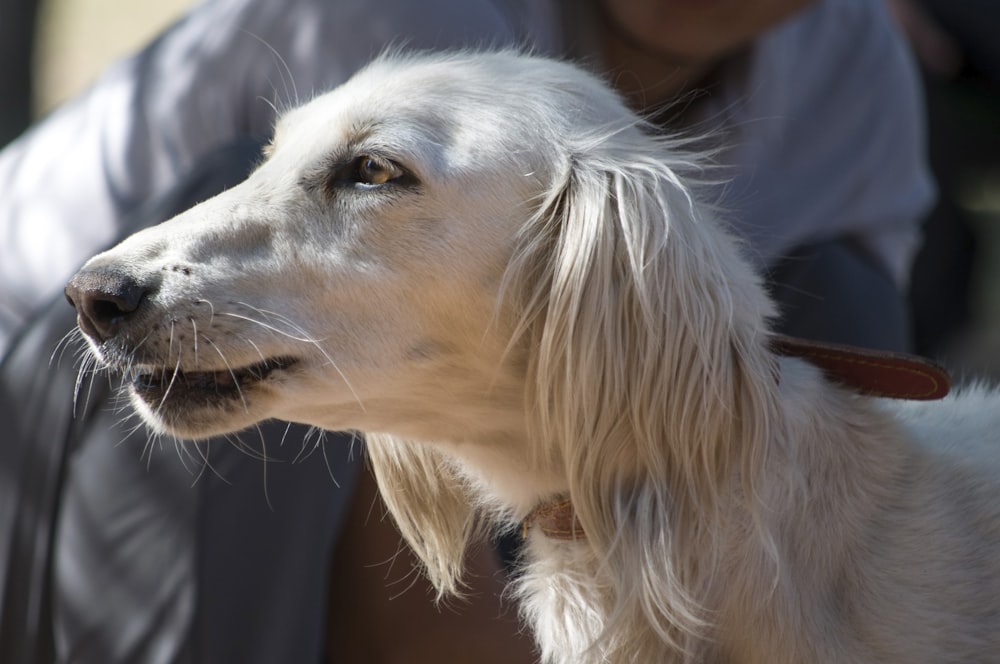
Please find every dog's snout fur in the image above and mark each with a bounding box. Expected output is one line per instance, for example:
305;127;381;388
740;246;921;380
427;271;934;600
65;268;152;343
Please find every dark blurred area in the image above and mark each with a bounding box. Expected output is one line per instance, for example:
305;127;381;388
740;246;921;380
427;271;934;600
904;0;1000;361
0;0;40;147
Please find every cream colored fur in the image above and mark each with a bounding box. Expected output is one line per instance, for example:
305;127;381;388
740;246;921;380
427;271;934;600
69;52;1000;663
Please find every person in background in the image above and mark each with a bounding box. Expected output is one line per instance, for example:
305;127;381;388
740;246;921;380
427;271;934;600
0;1;932;662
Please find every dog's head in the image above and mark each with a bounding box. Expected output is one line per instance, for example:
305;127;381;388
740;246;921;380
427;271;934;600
66;52;780;623
66;53;616;439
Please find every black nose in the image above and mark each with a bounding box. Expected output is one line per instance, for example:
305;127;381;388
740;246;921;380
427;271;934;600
65;268;150;343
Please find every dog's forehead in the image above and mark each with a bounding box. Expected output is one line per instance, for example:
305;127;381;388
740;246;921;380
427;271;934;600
273;57;572;170
268;53;638;182
285;63;513;132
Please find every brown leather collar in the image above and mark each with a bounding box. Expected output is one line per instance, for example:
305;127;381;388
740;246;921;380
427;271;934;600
521;336;952;541
769;334;950;400
521;497;584;541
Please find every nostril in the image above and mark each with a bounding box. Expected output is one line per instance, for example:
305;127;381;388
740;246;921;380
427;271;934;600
90;297;133;322
65;268;151;343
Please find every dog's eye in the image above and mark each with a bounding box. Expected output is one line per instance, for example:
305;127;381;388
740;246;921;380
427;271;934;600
352;155;403;187
320;153;412;195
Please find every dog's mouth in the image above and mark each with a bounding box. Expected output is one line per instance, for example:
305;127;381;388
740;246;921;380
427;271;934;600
130;356;298;406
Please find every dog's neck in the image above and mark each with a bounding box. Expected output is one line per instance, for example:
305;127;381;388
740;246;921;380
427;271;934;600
521;336;950;542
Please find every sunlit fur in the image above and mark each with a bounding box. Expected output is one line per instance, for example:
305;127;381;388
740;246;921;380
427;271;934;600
368;111;783;661
70;52;1000;663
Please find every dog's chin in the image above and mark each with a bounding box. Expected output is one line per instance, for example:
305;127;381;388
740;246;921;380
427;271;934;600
127;356;298;439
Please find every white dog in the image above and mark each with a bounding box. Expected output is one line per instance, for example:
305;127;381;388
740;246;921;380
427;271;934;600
66;52;1000;663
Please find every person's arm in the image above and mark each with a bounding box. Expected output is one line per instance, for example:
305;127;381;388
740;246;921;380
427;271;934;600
720;0;934;289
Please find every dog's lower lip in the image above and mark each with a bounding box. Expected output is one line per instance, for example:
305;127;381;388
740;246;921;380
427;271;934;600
131;356;298;399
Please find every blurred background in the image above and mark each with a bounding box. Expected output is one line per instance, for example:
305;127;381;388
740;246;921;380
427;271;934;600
2;0;999;377
26;0;192;118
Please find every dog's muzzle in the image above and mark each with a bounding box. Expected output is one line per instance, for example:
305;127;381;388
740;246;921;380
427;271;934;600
65;264;298;416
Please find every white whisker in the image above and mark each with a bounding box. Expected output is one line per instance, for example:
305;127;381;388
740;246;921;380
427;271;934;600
191;318;199;367
241;30;299;110
225;304;366;412
50;326;82;367
153;351;184;422
202;337;250;413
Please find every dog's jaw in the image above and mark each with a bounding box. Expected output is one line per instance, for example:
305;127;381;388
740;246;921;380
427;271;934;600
124;356;297;438
112;354;297;439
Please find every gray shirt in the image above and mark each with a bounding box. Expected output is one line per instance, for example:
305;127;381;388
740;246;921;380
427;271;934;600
0;0;931;354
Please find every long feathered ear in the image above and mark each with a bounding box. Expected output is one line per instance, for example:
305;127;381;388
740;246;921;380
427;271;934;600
365;433;479;598
508;128;782;656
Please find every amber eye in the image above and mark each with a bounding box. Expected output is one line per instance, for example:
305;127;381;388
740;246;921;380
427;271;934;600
324;153;411;193
354;155;403;186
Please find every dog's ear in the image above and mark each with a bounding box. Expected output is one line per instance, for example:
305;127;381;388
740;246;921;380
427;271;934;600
365;433;479;598
508;132;781;654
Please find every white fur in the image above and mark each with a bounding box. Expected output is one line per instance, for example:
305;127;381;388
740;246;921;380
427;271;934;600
70;52;1000;663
